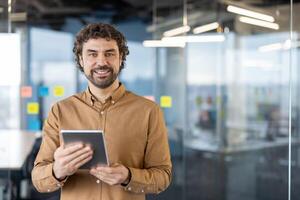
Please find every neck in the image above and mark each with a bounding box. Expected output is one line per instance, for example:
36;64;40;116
88;79;120;103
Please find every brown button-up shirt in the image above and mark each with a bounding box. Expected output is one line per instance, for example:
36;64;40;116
31;84;172;200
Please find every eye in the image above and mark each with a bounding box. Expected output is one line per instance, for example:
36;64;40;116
105;52;115;57
88;52;97;57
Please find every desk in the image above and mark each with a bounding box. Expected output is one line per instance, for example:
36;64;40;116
0;129;38;169
0;129;39;199
184;136;300;200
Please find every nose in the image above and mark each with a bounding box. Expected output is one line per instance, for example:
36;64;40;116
95;54;108;66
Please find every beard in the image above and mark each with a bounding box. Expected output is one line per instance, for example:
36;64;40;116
85;65;119;89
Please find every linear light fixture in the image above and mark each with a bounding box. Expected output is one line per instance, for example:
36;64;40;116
258;40;300;52
0;7;3;13
143;40;186;48
193;22;219;34
227;5;275;22
9;12;27;22
258;43;282;52
162;35;225;43
239;16;279;30
163;25;191;37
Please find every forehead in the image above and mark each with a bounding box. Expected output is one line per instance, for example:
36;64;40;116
82;38;118;52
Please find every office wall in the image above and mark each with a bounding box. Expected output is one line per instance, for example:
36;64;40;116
1;0;300;200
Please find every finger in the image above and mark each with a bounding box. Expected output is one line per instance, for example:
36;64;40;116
90;169;115;180
90;167;99;175
63;146;92;163
64;141;82;148
98;171;117;179
60;143;85;156
74;154;93;169
96;166;117;174
68;149;93;165
100;176;119;185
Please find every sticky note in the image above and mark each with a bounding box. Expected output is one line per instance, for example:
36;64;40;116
38;86;49;97
21;86;32;98
28;119;41;131
160;96;172;108
53;86;64;97
216;96;221;104
144;96;155;102
196;96;202;106
27;102;39;115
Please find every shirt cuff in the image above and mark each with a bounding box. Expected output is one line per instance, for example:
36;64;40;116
121;167;131;186
122;167;156;194
44;163;68;192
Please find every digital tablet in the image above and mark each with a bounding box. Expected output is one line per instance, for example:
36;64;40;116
61;130;109;169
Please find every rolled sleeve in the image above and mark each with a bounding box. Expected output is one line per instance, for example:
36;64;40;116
123;105;172;194
31;103;63;193
123;166;171;194
32;162;67;193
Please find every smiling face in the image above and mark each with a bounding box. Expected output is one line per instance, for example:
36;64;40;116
79;38;122;89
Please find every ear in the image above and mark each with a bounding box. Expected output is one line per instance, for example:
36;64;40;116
119;53;123;66
79;55;84;69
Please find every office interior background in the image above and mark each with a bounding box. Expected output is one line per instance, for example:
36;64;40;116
0;0;300;199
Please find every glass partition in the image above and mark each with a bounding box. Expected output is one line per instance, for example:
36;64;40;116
151;0;294;200
0;0;299;199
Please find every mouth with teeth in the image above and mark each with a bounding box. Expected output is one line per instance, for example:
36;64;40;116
86;65;118;89
92;67;112;79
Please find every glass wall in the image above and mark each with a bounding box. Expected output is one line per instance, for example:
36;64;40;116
1;0;300;200
150;0;297;200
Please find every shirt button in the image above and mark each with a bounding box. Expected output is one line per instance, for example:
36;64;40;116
96;179;100;184
100;111;104;115
47;189;50;192
128;187;131;191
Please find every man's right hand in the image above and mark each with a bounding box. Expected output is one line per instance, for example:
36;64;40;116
53;143;93;180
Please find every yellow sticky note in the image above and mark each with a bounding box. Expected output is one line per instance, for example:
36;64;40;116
160;96;172;108
53;86;65;97
27;102;39;115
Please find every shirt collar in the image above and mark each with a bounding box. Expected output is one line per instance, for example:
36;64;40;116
84;83;126;105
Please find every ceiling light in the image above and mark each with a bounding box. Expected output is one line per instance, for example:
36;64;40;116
193;22;219;34
9;12;27;22
239;16;279;30
227;5;275;22
162;35;225;43
258;40;300;52
143;40;186;48
163;25;191;37
258;43;282;52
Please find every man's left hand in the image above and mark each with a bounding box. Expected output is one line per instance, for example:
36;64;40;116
90;163;130;186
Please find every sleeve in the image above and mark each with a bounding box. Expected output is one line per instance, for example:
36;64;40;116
123;105;172;194
31;103;67;193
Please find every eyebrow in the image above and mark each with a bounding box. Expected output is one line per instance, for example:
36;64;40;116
105;49;117;53
86;48;117;53
86;49;98;53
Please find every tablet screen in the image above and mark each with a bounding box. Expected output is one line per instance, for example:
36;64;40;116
61;130;109;169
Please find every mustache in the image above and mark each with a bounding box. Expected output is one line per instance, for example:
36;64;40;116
91;65;113;73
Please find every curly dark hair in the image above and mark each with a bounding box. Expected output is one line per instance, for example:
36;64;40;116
73;23;129;72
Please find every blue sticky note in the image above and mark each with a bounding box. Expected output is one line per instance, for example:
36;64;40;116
28;119;41;131
38;86;49;97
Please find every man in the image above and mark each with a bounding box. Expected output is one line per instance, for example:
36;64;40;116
31;23;172;200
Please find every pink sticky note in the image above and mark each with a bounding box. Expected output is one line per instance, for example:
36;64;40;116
144;96;155;102
21;86;32;98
